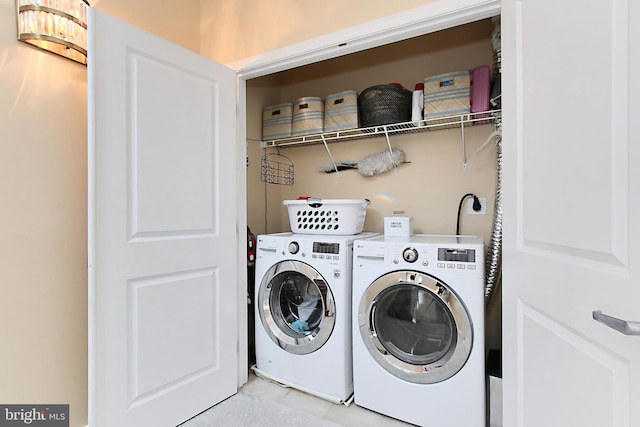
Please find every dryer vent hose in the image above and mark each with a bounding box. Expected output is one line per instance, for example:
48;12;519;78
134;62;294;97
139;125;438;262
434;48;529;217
485;115;502;308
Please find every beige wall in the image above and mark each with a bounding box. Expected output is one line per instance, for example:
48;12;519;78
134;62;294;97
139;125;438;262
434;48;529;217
0;0;88;425
92;0;201;53
245;75;283;235
0;1;200;426
201;0;438;64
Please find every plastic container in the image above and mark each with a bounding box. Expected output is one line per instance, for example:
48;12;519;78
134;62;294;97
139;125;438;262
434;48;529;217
283;198;370;235
411;83;424;126
470;65;492;124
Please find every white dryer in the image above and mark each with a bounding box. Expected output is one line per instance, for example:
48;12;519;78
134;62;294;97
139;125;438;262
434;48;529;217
352;234;485;426
254;232;376;404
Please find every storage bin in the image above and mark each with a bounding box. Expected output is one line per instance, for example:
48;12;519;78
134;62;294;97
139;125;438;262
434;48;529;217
262;103;292;140
283;198;370;235
423;71;471;127
359;84;412;127
324;90;359;132
291;97;324;136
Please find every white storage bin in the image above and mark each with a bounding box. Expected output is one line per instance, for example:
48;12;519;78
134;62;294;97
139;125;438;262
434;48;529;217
283;198;370;235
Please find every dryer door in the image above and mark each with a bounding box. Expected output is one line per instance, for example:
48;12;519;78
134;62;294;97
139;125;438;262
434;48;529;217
359;270;472;384
258;260;335;355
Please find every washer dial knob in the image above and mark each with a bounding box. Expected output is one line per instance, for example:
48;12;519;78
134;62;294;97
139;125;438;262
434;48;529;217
288;241;300;254
403;247;419;263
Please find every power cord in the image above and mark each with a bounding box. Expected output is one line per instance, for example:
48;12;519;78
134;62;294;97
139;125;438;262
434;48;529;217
456;193;481;235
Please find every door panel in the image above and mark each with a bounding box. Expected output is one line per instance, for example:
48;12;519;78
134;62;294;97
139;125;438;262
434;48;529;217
518;302;630;426
130;53;217;237
88;9;237;427
518;0;628;259
502;0;640;425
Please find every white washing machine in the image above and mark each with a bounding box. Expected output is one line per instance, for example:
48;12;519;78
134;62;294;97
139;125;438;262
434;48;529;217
254;232;377;404
352;234;485;426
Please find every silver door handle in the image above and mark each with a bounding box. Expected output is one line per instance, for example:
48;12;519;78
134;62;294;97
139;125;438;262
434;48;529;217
592;310;640;336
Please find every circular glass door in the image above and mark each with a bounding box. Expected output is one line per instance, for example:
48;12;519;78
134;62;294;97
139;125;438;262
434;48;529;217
258;260;335;354
359;270;472;383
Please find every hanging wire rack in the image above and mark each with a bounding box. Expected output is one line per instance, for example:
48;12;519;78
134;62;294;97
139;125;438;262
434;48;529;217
261;152;294;186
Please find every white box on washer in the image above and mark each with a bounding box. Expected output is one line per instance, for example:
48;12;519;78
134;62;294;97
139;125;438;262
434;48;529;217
384;216;413;237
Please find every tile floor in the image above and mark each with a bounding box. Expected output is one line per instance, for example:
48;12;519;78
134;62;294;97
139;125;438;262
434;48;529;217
235;371;415;427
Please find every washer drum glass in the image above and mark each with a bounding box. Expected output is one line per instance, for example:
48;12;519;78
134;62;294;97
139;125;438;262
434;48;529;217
259;261;335;355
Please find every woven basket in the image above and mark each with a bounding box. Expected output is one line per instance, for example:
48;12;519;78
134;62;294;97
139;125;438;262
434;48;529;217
358;84;412;127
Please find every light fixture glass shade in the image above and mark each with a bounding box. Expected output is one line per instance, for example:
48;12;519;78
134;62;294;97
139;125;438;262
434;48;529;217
16;0;90;65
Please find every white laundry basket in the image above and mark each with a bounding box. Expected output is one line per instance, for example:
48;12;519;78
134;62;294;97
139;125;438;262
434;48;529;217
283;198;370;235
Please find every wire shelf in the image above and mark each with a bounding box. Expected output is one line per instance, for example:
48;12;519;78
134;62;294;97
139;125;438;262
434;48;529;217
261;109;502;148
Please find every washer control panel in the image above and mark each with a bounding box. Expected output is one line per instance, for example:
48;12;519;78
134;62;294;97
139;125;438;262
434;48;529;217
283;239;344;262
311;241;342;261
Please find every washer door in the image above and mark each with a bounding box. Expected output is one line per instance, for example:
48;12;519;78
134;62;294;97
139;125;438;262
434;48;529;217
359;270;472;384
258;260;335;355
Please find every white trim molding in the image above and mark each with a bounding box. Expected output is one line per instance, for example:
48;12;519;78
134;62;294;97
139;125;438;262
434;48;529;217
231;0;500;79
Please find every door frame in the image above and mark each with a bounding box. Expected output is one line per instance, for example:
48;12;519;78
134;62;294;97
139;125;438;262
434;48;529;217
232;0;500;386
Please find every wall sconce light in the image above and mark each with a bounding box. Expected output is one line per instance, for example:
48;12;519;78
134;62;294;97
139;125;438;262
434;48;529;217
16;0;90;65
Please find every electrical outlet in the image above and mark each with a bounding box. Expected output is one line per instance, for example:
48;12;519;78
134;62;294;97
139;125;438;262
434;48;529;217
467;197;487;215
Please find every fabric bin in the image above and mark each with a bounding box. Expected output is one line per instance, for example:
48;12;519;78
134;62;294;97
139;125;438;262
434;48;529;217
423;71;471;127
324;90;359;132
262;103;292;140
291;97;324;136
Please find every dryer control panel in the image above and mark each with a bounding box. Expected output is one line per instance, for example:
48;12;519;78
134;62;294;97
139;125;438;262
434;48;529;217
434;247;480;272
353;235;484;278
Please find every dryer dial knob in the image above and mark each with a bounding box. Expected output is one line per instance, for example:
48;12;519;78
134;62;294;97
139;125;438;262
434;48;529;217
288;241;300;254
403;247;419;263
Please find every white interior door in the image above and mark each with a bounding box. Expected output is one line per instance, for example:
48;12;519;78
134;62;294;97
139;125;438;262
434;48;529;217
502;1;640;426
88;9;238;427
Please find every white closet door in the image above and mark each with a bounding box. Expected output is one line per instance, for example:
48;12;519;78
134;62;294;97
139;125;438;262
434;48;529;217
88;9;238;427
502;0;640;426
